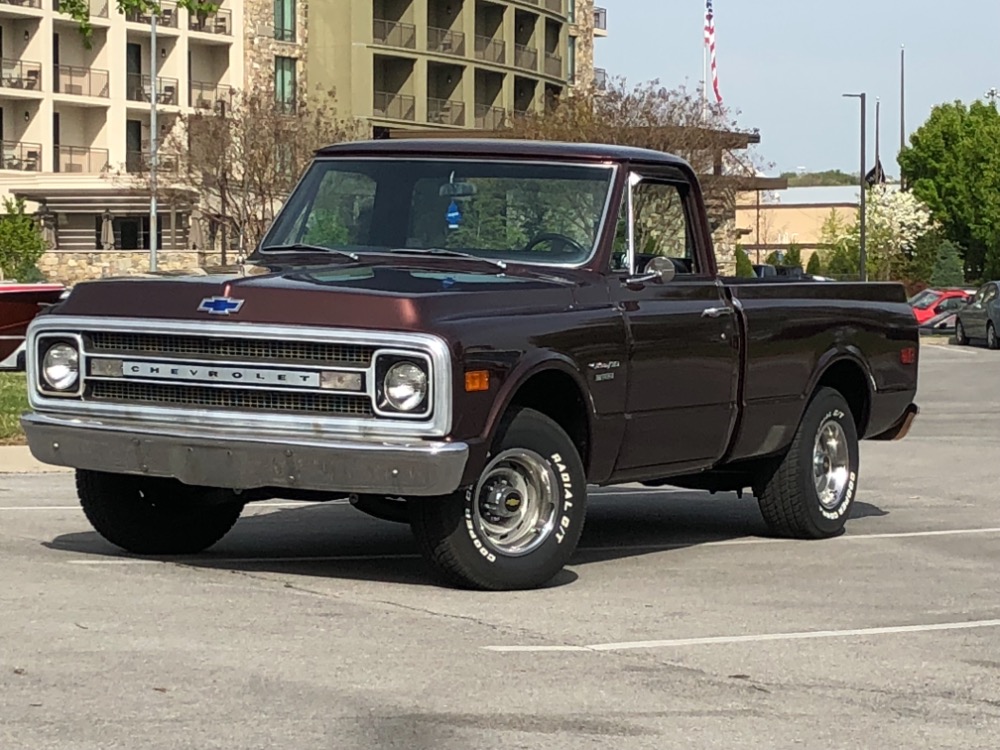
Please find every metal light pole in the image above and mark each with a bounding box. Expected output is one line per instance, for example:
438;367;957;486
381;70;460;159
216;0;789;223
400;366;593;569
843;92;867;282
149;10;158;272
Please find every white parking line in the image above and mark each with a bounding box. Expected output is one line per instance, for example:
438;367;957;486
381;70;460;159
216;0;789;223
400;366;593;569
482;618;1000;653
60;526;1000;566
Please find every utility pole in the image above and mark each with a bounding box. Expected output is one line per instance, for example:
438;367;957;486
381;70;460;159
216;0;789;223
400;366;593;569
149;9;158;272
987;88;999;106
843;92;867;282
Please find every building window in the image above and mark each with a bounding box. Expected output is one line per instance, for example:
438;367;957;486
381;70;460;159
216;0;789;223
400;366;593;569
567;36;576;83
274;56;297;113
274;0;296;42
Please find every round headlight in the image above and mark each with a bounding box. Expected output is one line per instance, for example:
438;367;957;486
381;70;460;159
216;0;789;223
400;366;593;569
383;362;428;412
42;343;79;391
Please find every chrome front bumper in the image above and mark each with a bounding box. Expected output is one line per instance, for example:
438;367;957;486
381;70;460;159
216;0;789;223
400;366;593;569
21;412;469;496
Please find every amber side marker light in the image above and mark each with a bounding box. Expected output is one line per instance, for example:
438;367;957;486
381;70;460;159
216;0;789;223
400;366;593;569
900;347;917;365
465;370;490;392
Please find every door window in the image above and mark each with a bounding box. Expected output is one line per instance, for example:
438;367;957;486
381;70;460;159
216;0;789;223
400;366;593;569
612;177;697;275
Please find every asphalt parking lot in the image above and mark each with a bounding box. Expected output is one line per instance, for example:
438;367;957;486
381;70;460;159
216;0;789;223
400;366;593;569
2;340;999;749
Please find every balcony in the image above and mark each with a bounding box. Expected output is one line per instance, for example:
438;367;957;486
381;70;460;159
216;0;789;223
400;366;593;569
373;91;415;121
189;7;232;36
427;27;466;57
427;97;465;126
55;64;109;98
514;44;537;71
0;58;41;90
474;104;505;131
594;6;608;35
125;0;177;27
127;73;179;106
53;0;108;17
126;150;179;174
190;80;232;110
544;52;562;77
475;36;505;65
544;0;562;12
55;144;108;173
373;18;416;49
1;140;41;171
0;0;42;10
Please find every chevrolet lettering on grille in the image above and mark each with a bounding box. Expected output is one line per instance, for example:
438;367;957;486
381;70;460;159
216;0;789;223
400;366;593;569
123;361;321;388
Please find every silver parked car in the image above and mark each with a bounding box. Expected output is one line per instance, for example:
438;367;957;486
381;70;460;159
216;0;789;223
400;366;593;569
955;281;1000;349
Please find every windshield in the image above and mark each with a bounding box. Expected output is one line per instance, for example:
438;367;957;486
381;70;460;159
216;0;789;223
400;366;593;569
909;290;939;309
261;158;616;267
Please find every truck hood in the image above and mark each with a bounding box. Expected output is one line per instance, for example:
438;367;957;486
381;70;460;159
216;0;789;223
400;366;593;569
51;257;584;332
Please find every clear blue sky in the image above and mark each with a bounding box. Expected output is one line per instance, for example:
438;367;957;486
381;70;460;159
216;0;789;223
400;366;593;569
593;0;1000;176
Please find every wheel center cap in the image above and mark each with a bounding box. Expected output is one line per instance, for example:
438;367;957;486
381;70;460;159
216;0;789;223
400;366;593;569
503;493;523;512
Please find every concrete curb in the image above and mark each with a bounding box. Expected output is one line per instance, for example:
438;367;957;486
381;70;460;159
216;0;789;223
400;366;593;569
0;446;72;474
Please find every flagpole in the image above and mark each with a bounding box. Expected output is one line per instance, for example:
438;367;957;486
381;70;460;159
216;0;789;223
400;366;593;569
900;45;906;154
702;8;708;120
875;97;880;180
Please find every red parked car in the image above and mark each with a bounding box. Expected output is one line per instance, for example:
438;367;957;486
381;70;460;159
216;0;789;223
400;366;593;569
909;288;974;324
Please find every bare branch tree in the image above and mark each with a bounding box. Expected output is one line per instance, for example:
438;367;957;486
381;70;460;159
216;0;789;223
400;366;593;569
120;86;366;262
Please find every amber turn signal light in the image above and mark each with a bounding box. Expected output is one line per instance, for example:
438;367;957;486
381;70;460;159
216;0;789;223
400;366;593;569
465;370;490;392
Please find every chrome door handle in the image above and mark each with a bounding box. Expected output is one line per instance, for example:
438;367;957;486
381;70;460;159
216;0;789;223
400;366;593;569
701;306;733;318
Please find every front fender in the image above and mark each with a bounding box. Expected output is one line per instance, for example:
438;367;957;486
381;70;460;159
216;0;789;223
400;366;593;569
457;350;599;486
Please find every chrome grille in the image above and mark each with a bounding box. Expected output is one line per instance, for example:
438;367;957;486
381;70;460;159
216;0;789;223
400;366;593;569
88;331;374;367
91;381;373;417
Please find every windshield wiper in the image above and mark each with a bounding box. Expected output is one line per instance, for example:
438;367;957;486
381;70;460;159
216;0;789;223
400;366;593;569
259;243;360;261
388;247;507;270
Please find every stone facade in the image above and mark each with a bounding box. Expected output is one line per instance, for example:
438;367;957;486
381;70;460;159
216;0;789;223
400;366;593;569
38;251;226;285
242;0;309;96
570;0;597;89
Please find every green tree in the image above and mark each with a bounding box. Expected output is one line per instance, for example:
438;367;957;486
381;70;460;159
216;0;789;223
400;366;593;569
783;243;803;269
826;245;859;278
734;246;754;277
806;251;823;275
59;1;220;48
764;250;781;265
929;240;965;287
898;99;1000;280
0;197;48;281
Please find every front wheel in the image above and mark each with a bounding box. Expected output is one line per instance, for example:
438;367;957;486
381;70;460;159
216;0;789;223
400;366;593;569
408;408;587;590
955;318;969;345
77;470;245;555
755;387;859;539
988;323;998;350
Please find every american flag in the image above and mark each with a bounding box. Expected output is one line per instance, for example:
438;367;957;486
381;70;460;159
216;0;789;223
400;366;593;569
704;0;723;104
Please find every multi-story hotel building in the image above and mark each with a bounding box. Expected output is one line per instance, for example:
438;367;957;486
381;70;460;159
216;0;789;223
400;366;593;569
0;0;606;281
305;0;606;132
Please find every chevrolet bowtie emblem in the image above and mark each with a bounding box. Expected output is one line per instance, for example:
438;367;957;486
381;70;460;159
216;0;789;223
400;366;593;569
197;296;245;315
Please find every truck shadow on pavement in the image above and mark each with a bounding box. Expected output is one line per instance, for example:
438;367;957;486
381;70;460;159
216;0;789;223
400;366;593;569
44;491;889;589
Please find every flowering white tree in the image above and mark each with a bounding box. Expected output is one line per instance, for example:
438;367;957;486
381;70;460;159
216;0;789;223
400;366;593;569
849;186;937;281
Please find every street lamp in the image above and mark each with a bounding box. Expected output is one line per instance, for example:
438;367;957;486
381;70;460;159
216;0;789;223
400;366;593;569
843;92;867;282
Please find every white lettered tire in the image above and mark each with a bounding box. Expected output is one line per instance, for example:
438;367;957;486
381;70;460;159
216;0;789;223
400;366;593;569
755;387;860;539
408;407;587;590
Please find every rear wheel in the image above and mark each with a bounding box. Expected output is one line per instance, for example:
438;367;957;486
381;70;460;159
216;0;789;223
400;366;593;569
408;407;587;590
77;470;245;555
988;323;998;350
755;387;859;539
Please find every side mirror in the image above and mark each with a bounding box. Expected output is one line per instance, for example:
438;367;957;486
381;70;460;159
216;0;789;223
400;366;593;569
623;256;677;289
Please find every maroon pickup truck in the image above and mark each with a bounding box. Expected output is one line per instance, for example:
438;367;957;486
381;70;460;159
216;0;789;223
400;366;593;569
21;139;919;590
